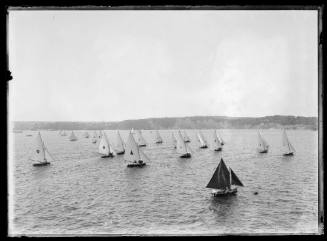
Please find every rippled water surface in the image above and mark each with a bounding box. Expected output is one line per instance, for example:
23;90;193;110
10;129;319;235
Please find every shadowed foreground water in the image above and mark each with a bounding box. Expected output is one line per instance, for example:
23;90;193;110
10;129;318;235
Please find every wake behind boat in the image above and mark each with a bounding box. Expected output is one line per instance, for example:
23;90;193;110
206;158;244;197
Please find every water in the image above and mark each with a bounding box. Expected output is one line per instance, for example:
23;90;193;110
9;129;319;235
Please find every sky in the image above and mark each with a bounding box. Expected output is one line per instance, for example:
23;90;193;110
8;10;318;121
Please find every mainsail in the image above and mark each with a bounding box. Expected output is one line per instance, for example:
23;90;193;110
116;130;125;153
136;130;147;146
124;132;141;163
257;131;269;152
33;132;46;163
213;130;222;149
155;130;163;143
206;158;231;190
216;130;224;145
282;130;295;154
98;131;115;156
183;130;191;142
172;133;177;148
197;131;207;147
176;130;189;155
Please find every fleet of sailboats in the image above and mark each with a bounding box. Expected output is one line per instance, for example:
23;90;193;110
197;130;208;149
206;158;244;196
257;131;269;153
98;131;116;158
282;129;295;156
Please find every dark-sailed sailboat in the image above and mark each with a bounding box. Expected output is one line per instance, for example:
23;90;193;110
206;158;244;197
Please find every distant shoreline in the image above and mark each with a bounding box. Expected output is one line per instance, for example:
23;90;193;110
12;115;318;131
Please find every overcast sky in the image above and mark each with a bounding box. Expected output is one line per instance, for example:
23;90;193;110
8;10;318;121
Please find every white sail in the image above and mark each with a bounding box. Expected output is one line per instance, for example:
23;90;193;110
257;131;269;152
176;130;188;154
183;130;190;142
282;130;295;154
136;130;147;146
216;130;224;144
61;130;67;136
84;131;89;138
197;131;207;147
172;133;177;148
124;132;141;163
155;130;163;143
69;131;77;141
116;130;125;153
213;130;222;149
32;132;46;163
98;132;115;156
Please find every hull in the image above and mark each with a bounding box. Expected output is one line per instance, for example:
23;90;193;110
180;153;191;158
184;140;190;143
139;144;147;147
214;147;222;151
116;151;125;155
283;152;294;156
70;139;77;141
101;153;114;158
200;145;208;149
258;149;268;153
156;141;163;144
211;188;237;197
33;162;50;167
127;162;146;168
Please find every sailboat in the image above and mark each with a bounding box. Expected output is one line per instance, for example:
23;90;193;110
176;130;191;158
136;130;147;147
257;131;269;153
216;130;224;145
91;131;98;143
213;130;222;151
282;129;295;156
69;131;78;141
154;130;163;144
30;132;52;166
183;130;191;143
124;131;148;167
115;130;125;155
98;131;116;158
197;130;208;148
83;131;89;138
172;132;177;149
61;130;67;136
206;158;244;196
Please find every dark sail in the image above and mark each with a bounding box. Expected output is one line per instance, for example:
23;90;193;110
206;158;230;189
230;168;244;187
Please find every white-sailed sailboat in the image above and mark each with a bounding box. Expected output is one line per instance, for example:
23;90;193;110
213;130;222;151
61;130;67;136
30;132;53;166
216;130;224;145
177;130;191;158
282;129;295;156
124;131;147;167
257;131;269;153
155;130;163;144
197;130;208;148
98;131;116;158
115;130;125;155
183;130;191;143
69;131;78;141
136;130;147;147
91;131;98;143
83;131;89;138
172;132;177;149
206;158;244;196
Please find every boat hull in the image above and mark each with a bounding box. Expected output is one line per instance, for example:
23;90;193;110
180;153;191;158
283;152;294;156
33;162;51;167
156;141;163;144
101;153;114;158
258;149;268;153
200;145;208;149
127;162;146;168
184;140;190;143
211;188;237;197
116;151;125;155
214;148;222;151
138;144;147;147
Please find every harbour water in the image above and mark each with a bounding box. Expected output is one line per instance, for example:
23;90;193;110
9;129;319;235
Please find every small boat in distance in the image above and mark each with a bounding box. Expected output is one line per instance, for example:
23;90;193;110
115;130;125;155
177;130;191;158
257;131;269;153
124;131;147;168
61;130;67;136
69;131;78;141
98;131;116;158
172;132;177;149
91;131;98;143
183;130;191;143
83;131;89;138
197;130;208;149
213;130;222;151
216;130;224;145
282;129;295;156
30;132;52;167
206;158;244;197
155;130;163;144
136;130;147;147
